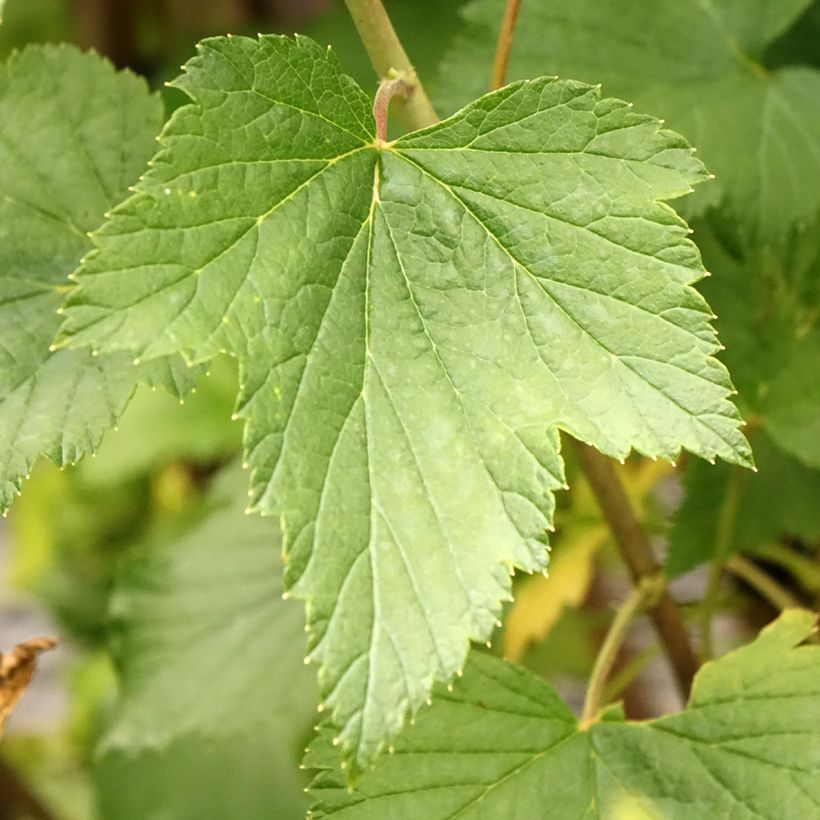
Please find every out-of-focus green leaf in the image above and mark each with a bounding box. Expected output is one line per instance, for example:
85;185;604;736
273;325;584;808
436;0;820;246
79;356;240;487
0;44;198;512
668;429;820;576
696;219;820;468
766;1;820;70
309;610;820;818
95;463;316;820
0;0;69;56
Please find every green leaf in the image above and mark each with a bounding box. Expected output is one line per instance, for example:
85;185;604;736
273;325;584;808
308;610;820;818
96;463;317;819
57;34;750;771
0;44;197;512
668;429;820;577
436;0;820;246
694;219;820;468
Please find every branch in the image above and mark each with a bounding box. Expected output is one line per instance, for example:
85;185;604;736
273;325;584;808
580;575;662;729
343;0;438;132
0;758;56;820
571;439;699;699
490;0;523;90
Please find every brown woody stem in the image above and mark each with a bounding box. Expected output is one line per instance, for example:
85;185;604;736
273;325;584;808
571;439;699;699
490;0;523;90
0;758;56;820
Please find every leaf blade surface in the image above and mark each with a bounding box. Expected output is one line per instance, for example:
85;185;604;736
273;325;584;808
58;34;750;770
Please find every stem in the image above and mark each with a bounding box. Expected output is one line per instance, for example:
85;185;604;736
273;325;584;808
601;643;661;706
700;465;745;659
755;542;820;593
0;758;56;820
580;577;661;729
571;439;699;699
373;75;412;141
490;0;523;90
726;554;802;611
344;0;438;131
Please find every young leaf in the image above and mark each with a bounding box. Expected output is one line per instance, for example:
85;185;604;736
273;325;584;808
436;0;820;247
0;44;197;512
97;463;316;819
57;34;749;772
308;610;820;818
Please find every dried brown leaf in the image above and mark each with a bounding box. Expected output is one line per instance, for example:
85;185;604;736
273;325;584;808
0;636;57;738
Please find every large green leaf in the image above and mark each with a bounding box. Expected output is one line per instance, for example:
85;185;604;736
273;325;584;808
96;464;317;820
0;44;197;512
436;0;820;246
309;610;820;818
57;34;750;771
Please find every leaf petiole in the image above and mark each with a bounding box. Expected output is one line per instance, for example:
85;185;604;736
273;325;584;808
373;73;412;142
580;574;663;729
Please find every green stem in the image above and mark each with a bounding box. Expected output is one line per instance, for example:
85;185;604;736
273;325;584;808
571;439;700;699
490;0;523;90
755;542;820;593
343;0;438;132
700;465;745;659
726;554;802;611
601;643;661;706
580;576;661;729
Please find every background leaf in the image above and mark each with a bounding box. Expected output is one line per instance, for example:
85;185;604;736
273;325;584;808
435;0;820;247
695;219;820;468
667;429;820;577
95;463;317;820
0;44;197;512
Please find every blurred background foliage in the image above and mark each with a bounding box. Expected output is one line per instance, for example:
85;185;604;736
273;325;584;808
0;1;818;818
